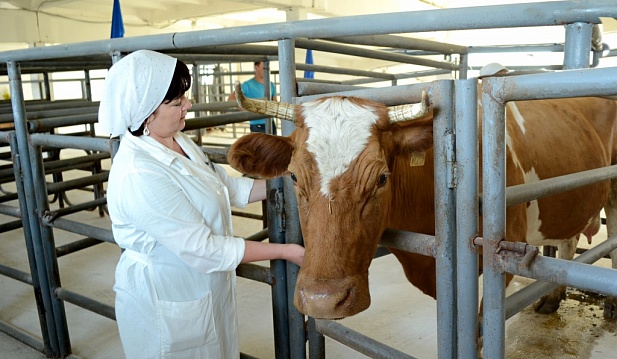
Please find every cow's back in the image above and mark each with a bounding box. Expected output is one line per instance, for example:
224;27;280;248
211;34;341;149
504;97;616;244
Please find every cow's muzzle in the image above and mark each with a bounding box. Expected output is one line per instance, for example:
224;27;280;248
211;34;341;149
293;275;370;319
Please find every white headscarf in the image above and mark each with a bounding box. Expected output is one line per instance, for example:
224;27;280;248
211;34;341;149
98;50;177;137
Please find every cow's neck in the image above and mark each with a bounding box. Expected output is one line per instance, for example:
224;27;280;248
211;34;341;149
387;148;436;236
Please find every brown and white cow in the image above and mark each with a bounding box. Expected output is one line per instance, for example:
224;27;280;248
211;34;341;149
227;82;617;320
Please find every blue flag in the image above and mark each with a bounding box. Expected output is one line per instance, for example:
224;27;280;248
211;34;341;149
304;49;314;79
111;0;125;38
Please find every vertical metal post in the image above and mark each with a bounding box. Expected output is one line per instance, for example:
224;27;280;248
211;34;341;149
28;139;71;357
563;22;593;70
84;69;92;101
455;79;479;358
432;80;457;359
458;54;469;80
111;50;122;64
278;38;308;359
191;62;203;146
307;317;325;359
268;176;291;359
43;72;51;101
263;60;274;135
481;78;507;359
8;132;54;355
8;60;62;357
84;69;105;217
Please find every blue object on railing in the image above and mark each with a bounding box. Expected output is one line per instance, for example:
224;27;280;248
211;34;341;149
111;0;125;38
304;49;314;79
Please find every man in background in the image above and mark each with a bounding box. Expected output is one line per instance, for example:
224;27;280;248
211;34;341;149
228;61;278;135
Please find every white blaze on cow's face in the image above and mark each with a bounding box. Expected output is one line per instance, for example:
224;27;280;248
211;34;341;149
300;98;380;198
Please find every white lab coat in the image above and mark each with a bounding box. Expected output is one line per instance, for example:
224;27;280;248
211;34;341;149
107;131;254;358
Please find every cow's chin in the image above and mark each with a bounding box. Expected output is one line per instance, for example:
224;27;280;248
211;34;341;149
293;275;370;319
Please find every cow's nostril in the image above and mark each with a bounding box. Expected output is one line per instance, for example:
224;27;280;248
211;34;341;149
335;287;354;309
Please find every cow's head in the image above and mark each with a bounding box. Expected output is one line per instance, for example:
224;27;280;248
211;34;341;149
228;83;433;319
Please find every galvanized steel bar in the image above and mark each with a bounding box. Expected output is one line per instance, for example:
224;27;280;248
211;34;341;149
1;2;614;61
7;61;60;356
380;229;436;258
190;100;237;112
0;263;32;285
45;173;108;195
0;321;45;354
264;60;273;135
504;234;617;319
266;177;291;359
343;69;452;86
498;67;617;102
324;34;468;54
298;83;430;105
0;192;18;203
231;210;263;221
432;80;457;359
244;228;269;242
506;164;617;207
29;133;115;153
44;218;115;244
297;82;365;96
7;131;53;354
458;54;468;80
183;112;267;131
295;63;395;80
563;22;593;70
500;246;617;298
28;141;71;357
481;77;507;359
236;263;274;285
3;99;95;112
0;219;23;232
54;288;115;321
2;104;98;122
84;70;92;101
55;238;104;258
28;113;98;132
44;198;107;221
455;78;479;358
295;39;458;71
279;38;306;359
41;152;110;173
314;320;417;359
307;318;325;359
0;203;20;217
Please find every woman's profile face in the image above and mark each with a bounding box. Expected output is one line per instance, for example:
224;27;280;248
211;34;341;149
147;94;192;138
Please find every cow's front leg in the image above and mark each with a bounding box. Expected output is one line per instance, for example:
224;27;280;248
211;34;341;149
533;237;577;314
605;178;617;319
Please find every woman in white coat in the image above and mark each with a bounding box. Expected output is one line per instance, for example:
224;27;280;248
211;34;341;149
98;49;304;358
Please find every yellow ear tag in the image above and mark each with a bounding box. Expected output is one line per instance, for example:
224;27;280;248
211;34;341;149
410;152;426;166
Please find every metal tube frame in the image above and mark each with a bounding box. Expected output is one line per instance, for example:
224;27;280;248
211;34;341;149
480;66;617;358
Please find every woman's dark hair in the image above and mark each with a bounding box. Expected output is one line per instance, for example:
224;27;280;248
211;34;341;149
130;59;192;136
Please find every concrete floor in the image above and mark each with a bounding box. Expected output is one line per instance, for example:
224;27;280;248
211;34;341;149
1;129;616;358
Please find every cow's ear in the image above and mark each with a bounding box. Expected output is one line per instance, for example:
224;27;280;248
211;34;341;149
227;133;293;178
389;116;434;156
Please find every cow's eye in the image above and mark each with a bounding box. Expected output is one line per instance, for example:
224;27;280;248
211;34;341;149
377;173;388;187
290;172;297;183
